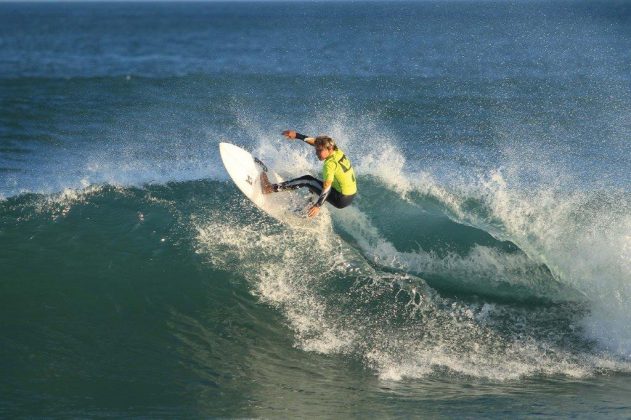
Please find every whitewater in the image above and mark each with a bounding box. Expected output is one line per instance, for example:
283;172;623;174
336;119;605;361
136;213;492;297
2;1;630;417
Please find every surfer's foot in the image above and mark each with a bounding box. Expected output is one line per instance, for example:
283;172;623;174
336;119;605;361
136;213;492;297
260;173;275;194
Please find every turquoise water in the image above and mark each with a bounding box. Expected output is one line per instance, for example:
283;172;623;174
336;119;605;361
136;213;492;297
1;1;630;417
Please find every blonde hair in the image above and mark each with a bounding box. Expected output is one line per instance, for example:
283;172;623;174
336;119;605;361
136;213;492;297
314;136;338;151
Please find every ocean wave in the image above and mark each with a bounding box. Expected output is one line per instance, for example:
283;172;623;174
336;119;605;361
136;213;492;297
2;126;630;382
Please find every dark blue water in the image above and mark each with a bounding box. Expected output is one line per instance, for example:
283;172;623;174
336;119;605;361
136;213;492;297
1;1;630;417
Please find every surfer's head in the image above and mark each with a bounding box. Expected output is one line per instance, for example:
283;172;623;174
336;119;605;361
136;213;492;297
314;136;337;160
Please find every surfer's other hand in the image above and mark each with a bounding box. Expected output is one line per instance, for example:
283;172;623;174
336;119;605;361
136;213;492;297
282;130;297;139
308;205;320;218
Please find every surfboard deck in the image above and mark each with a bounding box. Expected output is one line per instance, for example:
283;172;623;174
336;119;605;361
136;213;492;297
219;142;312;222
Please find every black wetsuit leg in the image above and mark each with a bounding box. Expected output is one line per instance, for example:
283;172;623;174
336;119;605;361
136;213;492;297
273;175;355;209
274;175;323;195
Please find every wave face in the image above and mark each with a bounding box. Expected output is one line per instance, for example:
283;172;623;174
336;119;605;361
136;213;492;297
2;0;631;417
2;166;630;414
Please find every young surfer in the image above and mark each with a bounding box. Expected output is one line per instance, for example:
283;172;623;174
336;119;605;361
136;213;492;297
261;130;357;218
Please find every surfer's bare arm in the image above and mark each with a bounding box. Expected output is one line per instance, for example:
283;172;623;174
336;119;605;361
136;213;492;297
282;130;315;146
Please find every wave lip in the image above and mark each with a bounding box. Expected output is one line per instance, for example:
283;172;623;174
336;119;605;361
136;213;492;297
353;138;631;360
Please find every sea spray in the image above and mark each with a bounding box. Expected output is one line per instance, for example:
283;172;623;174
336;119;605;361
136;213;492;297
341;130;631;359
192;179;630;380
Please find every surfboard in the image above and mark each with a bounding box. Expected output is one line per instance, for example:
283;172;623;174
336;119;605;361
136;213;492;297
219;142;309;221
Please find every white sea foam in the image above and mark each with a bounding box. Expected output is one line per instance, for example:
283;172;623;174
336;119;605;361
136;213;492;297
193;191;631;382
12;183;110;221
182;107;631;379
345;127;631;359
194;209;359;356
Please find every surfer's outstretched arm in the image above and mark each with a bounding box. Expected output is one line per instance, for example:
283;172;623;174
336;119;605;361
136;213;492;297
282;130;315;146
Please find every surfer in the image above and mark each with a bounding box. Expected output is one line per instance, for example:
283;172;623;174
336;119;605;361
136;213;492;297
261;130;357;218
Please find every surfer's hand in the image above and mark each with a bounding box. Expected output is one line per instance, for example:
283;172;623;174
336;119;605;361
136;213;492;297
282;130;297;140
307;205;320;218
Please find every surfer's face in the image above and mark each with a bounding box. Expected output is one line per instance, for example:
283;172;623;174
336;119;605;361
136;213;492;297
315;146;333;161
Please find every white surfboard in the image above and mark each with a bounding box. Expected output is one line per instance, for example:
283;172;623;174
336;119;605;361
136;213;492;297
219;142;310;222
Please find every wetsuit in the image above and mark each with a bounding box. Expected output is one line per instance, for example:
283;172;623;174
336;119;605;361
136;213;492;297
272;149;357;209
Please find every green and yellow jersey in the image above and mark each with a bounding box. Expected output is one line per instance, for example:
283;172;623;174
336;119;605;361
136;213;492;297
322;149;357;196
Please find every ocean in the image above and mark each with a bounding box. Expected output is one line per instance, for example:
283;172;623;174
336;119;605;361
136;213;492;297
1;0;630;416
